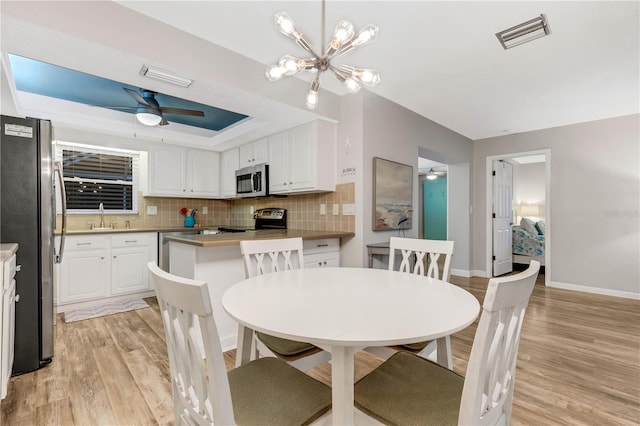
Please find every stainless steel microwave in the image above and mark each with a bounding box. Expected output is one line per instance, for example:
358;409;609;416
235;163;269;197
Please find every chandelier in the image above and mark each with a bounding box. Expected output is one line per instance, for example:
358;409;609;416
265;0;380;109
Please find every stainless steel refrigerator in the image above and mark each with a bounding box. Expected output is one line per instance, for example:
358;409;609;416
0;115;64;374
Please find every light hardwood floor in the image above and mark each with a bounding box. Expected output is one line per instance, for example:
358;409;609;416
2;274;639;425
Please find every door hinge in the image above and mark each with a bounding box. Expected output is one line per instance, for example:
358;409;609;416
492;255;496;261
492;170;496;176
492;212;496;219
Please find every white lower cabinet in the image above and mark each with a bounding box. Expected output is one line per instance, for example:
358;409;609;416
57;233;157;308
303;238;340;268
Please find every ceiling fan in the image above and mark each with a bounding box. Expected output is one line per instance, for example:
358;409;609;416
426;168;447;180
104;88;205;126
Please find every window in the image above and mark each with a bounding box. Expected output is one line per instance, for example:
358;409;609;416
55;142;139;213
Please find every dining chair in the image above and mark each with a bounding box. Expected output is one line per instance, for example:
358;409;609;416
148;262;332;425
365;237;455;367
239;237;332;371
355;260;540;426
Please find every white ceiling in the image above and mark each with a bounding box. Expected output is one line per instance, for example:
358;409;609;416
1;1;638;150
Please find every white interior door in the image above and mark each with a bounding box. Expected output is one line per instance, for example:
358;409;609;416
492;160;513;276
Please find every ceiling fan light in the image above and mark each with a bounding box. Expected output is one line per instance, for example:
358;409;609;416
136;111;162;126
426;168;439;180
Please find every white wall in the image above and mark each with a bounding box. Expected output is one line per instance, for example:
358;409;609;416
360;91;474;273
513;162;546;207
473;114;640;298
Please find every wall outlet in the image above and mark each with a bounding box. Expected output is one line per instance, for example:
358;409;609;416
342;203;355;216
320;204;326;215
202;206;208;215
147;205;157;215
332;204;340;215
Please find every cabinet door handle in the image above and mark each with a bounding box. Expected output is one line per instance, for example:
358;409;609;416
76;243;92;246
317;244;328;247
113;256;117;259
100;257;105;260
125;240;138;243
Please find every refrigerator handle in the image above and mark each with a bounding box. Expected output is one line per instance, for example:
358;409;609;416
54;161;67;264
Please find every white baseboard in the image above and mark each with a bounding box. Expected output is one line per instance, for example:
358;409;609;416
549;281;640;300
471;269;489;278
451;269;473;278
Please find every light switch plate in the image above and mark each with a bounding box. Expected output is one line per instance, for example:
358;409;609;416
342;203;355;216
332;204;340;215
320;204;326;215
147;205;157;215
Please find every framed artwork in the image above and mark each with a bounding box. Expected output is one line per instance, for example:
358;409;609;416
372;157;413;231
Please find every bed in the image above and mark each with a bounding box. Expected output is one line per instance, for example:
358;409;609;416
512;218;545;265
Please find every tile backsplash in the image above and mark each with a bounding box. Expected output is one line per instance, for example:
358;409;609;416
58;183;355;232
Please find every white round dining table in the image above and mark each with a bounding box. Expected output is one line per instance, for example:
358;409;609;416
222;267;480;426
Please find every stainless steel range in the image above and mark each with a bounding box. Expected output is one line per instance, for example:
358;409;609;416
254;208;287;229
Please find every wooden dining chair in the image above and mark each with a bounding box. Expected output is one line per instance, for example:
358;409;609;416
148;262;332;425
365;237;456;367
355;260;540;426
239;237;332;371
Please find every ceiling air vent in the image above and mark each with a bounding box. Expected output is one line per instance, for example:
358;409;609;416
496;14;550;49
139;65;193;87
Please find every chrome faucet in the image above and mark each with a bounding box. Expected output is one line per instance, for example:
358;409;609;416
99;203;106;228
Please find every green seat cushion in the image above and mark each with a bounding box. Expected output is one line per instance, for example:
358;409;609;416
229;357;331;426
354;352;464;426
256;331;316;356
400;340;429;351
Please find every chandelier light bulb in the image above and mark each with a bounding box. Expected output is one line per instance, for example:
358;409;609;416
353;24;378;47
326;20;355;57
266;6;380;109
306;78;320;110
265;64;285;81
278;55;301;75
338;24;379;56
345;78;361;94
274;12;300;39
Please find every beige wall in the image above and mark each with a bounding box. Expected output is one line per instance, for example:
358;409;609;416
473;114;639;297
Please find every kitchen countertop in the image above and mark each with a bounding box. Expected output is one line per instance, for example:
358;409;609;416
0;243;19;261
58;226;225;236
165;229;355;248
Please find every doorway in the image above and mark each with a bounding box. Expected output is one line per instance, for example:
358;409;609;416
485;150;550;285
418;157;447;240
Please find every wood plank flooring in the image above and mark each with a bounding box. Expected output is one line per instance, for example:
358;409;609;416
2;274;639;425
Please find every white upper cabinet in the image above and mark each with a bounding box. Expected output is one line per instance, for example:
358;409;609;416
147;146;220;198
146;147;186;196
239;138;268;167
220;147;240;198
268;120;336;194
187;150;220;197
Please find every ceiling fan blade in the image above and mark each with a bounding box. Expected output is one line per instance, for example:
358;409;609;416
123;87;151;107
159;107;205;117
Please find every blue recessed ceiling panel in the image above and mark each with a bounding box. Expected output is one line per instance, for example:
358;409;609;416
8;54;249;132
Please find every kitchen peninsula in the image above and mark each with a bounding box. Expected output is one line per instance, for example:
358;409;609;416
167;229;354;350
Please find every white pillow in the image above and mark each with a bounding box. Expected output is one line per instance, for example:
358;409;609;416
520;217;538;235
535;220;546;235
